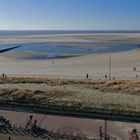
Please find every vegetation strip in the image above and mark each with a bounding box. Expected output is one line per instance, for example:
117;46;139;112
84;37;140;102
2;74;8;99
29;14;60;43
0;77;140;122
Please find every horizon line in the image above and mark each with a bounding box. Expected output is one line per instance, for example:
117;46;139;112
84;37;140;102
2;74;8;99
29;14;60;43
0;29;140;32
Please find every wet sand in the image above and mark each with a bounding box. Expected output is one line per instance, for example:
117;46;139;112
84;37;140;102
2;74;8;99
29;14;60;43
0;33;140;44
0;33;140;79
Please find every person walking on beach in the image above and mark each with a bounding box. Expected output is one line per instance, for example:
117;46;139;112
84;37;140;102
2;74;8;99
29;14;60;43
105;75;107;80
133;67;136;71
99;126;103;140
86;73;89;79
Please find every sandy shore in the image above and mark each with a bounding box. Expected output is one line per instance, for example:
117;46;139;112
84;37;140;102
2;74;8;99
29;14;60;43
0;33;140;79
0;33;140;44
0;49;139;80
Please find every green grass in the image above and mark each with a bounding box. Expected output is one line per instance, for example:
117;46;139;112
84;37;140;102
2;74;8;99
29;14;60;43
0;77;140;117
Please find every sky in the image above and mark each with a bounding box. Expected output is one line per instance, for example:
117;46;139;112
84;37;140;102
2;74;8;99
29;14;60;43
0;0;140;30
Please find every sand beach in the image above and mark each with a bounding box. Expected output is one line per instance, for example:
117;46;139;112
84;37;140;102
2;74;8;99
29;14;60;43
0;33;140;80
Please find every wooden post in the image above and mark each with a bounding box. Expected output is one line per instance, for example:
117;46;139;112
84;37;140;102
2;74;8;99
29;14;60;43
104;119;107;140
9;136;11;140
109;55;111;80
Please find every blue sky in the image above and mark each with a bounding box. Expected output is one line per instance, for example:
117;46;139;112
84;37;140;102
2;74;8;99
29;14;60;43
0;0;140;30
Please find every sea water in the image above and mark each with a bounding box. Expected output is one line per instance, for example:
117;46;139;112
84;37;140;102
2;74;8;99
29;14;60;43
0;30;139;59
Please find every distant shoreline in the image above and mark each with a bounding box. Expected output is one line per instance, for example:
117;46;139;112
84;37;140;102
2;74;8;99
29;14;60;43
1;30;140;36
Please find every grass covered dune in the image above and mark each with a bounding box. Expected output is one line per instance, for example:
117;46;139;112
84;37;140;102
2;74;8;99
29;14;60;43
0;77;140;117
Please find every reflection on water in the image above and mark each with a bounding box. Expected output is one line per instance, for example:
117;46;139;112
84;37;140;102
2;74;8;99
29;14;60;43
16;43;95;58
0;42;138;59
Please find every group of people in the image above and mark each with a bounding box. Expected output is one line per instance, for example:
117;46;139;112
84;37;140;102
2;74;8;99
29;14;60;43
133;67;139;78
133;67;137;71
86;73;115;80
85;67;140;80
1;73;7;78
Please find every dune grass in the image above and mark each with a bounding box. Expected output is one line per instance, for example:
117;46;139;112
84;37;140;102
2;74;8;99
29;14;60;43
0;77;140;116
0;77;140;94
